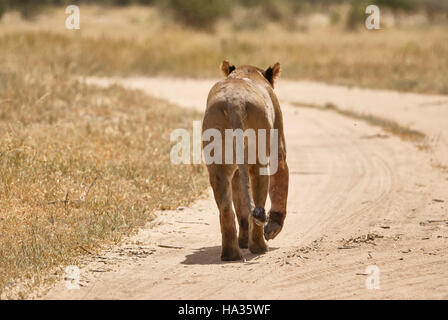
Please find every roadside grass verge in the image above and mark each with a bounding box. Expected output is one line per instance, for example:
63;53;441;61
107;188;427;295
0;55;208;298
292;102;428;148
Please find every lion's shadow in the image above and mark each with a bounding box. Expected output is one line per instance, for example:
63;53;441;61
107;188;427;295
181;246;278;265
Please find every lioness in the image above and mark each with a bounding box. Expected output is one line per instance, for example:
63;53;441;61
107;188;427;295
202;61;289;261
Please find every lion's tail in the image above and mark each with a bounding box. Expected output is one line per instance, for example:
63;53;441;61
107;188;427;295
226;98;266;225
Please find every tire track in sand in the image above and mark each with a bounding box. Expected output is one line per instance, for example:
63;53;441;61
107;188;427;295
41;77;448;299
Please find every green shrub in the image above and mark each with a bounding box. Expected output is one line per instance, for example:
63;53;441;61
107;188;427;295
346;0;370;30
329;10;341;25
162;0;231;30
376;0;416;11
0;0;6;20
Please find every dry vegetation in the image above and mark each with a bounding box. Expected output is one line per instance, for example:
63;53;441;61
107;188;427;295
0;18;209;297
292;101;427;144
0;2;447;298
1;5;448;93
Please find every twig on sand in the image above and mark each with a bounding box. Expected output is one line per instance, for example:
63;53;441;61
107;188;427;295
80;246;93;255
157;244;184;249
338;246;357;250
174;220;210;225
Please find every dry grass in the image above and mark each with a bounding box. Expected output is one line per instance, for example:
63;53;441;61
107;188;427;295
293;102;428;145
1;5;448;94
0;3;446;298
0;24;208;297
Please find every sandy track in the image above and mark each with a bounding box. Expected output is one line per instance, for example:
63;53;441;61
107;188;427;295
42;78;448;299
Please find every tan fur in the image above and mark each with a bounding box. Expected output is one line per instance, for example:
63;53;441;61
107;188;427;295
203;61;289;261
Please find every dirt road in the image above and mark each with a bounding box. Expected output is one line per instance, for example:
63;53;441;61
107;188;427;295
42;77;448;299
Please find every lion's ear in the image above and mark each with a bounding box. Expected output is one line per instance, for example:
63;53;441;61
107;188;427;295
264;62;281;87
221;60;235;77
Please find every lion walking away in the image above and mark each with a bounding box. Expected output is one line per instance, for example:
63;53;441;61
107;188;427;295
202;60;289;261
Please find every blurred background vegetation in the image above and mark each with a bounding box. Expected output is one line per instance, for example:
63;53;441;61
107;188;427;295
1;0;448;29
0;0;447;298
1;0;446;94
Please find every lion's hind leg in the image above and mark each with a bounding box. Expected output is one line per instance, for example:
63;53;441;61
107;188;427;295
232;170;249;249
208;164;242;261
